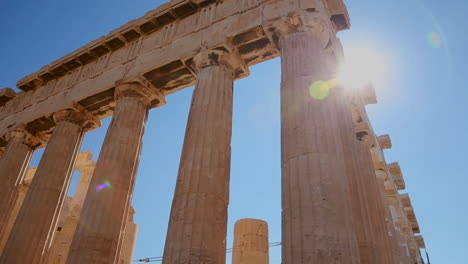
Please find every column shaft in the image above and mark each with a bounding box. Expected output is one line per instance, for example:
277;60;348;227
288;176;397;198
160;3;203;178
334;93;377;263
0;122;84;263
280;30;359;263
375;173;401;262
356;145;397;264
67;96;149;263
0;138;33;252
163;64;234;264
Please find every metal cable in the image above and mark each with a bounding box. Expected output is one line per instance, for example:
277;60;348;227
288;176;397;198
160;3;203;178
135;242;282;262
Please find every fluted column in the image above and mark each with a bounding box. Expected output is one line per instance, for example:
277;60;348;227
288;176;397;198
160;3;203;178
232;219;269;264
0;107;99;263
355;142;397;264
0;129;38;253
351;102;397;264
163;49;244;264
333;91;378;263
66;81;165;264
375;169;401;262
45;151;97;264
278;12;359;263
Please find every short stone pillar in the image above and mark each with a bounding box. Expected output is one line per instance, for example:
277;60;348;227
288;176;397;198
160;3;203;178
66;80;165;263
0;107;99;264
232;219;269;264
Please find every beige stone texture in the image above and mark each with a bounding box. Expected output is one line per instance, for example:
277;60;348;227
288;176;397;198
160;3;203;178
0;0;349;139
1;150;138;264
45;151;97;264
0;130;35;254
66;82;163;263
350;95;397;264
278;11;360;264
335;91;379;263
163;49;237;264
0;165;36;254
232;219;269;264
119;208;138;264
0;109;99;263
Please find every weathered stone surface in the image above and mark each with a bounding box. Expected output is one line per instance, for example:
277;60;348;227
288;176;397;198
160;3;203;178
45;151;97;264
0;88;16;107
232;219;269;264
0;163;35;254
0;129;36;254
0;0;349;139
163;49;236;264
66;82;162;263
1;150;138;264
279;11;360;264
334;91;377;263
0;111;95;263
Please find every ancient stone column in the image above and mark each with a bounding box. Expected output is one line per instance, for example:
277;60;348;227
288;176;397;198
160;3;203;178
0;129;38;253
354;142;397;264
375;169;401;262
277;12;360;263
163;49;244;264
120;207;138;264
351;109;397;263
0;107;99;264
66;81;165;264
232;219;269;264
45;151;97;264
333;91;377;263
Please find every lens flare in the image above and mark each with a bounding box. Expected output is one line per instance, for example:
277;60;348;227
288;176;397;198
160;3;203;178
95;181;111;192
427;32;441;48
308;80;338;100
309;80;330;100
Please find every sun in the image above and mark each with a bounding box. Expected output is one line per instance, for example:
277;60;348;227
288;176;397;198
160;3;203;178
336;45;389;90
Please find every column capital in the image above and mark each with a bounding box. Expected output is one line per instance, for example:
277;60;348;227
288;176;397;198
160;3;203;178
53;103;101;132
191;48;247;77
273;11;333;49
5;126;43;149
114;78;166;108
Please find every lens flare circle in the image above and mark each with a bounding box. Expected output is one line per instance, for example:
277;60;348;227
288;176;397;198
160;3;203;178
95;181;111;192
427;32;441;48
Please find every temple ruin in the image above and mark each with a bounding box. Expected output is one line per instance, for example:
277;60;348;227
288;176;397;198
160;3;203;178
0;0;426;263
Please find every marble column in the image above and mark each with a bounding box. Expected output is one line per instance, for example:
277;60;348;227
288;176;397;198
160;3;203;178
232;219;269;264
45;151;97;264
163;49;243;264
354;141;397;264
375;169;401;262
278;13;360;263
0;129;38;253
334;91;377;263
0;108;99;263
66;81;165;264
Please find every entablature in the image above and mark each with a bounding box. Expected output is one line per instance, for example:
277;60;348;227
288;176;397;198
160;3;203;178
0;0;350;140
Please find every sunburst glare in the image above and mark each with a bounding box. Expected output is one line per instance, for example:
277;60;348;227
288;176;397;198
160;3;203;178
336;45;389;90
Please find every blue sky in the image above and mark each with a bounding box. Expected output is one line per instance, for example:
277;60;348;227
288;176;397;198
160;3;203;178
1;0;467;263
